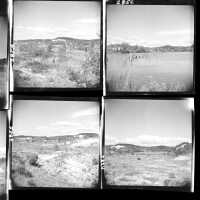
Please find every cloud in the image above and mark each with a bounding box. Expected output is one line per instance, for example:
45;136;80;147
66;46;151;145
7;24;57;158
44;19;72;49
15;21;100;40
15;118;99;137
107;28;194;47
72;107;99;119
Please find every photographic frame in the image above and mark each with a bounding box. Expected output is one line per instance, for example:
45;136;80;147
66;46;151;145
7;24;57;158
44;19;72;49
9;95;103;190
105;0;196;96
103;97;195;192
11;0;103;96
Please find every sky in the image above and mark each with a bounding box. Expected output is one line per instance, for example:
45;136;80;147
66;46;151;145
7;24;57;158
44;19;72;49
0;16;7;58
105;99;193;147
0;111;6;151
14;1;100;40
107;5;194;47
13;100;100;137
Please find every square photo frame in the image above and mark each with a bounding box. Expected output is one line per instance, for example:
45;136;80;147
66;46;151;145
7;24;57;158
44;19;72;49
105;0;196;96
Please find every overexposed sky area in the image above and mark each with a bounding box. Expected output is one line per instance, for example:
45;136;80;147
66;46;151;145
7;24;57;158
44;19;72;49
13;100;100;137
105;99;193;147
0;16;7;58
107;5;194;47
14;1;100;40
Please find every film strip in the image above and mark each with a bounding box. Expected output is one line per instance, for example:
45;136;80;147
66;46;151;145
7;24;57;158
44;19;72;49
0;0;198;198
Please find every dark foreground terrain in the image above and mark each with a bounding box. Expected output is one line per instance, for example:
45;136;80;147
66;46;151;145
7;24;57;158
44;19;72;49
14;37;100;88
0;149;6;199
0;59;8;109
105;142;192;190
12;133;99;188
107;44;193;92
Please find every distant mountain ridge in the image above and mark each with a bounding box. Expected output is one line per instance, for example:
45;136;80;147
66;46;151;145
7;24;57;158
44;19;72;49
15;36;99;42
107;43;193;53
14;133;98;143
106;142;192;156
14;37;100;57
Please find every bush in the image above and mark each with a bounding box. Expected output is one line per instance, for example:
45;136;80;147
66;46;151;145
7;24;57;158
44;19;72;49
92;158;99;166
29;154;39;167
28;61;49;74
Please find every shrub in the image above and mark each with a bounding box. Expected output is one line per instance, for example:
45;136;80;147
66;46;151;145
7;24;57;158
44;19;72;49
29;154;39;167
28;61;49;74
92;158;99;166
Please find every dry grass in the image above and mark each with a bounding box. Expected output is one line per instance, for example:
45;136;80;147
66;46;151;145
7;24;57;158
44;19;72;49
0;157;6;198
104;152;192;189
0;59;8;108
14;39;100;88
107;52;193;92
12;136;99;188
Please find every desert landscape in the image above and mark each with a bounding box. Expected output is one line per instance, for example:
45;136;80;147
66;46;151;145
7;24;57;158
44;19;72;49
104;142;192;189
107;45;193;92
12;133;99;188
14;37;100;88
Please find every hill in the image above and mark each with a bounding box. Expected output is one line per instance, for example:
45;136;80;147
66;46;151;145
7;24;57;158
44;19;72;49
106;142;192;156
14;37;100;56
107;43;193;53
13;133;99;145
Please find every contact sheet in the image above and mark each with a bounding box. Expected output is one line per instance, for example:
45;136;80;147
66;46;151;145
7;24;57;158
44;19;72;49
0;0;198;200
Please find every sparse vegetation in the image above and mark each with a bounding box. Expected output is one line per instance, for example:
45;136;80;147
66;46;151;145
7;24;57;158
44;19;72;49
12;134;99;188
29;154;39;167
0;154;6;198
14;38;100;88
0;59;8;108
104;145;192;190
107;52;193;92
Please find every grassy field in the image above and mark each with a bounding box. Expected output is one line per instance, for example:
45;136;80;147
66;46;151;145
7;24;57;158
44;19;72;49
14;38;100;88
12;135;99;188
0;59;8;109
107;52;193;92
0;156;6;199
104;151;192;188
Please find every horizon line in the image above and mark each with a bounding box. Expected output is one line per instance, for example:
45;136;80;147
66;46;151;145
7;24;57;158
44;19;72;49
14;36;100;42
106;141;192;148
107;43;193;48
14;132;99;137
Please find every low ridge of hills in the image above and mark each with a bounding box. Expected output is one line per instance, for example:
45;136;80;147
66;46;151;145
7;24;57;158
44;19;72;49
14;37;100;56
106;142;192;156
107;43;193;53
14;133;98;143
